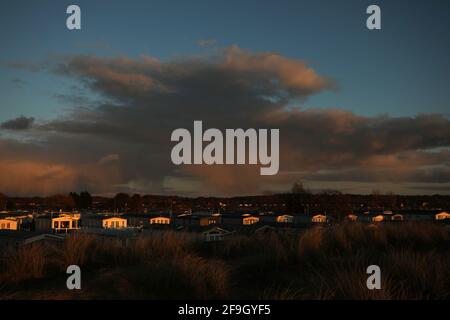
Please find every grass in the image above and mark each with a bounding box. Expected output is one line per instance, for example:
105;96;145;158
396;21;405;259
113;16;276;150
0;244;47;283
0;222;449;299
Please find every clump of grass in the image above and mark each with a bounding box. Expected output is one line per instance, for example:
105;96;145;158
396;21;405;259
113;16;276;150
91;231;196;267
209;235;261;259
290;223;450;300
139;231;196;259
297;227;325;260
95;253;231;299
170;253;231;299
50;234;97;270
0;244;47;283
257;232;289;265
385;249;450;299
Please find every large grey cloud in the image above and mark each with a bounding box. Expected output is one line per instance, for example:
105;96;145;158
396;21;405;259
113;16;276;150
1;116;35;130
1;46;450;196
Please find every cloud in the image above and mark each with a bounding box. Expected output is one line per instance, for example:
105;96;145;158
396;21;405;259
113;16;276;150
74;41;115;52
196;38;218;48
6;61;44;72
53;45;334;102
1;116;35;130
262;109;450;172
1;46;449;196
408;184;450;193
98;153;120;165
0;158;122;196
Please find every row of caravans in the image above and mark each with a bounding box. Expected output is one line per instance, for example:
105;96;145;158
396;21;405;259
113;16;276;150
1;210;450;234
1;212;322;233
347;211;450;222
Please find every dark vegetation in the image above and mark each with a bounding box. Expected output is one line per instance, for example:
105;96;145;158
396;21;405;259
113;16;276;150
1;223;449;300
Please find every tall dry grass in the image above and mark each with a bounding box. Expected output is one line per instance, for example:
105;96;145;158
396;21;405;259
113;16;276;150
50;234;97;270
0;222;448;299
0;244;47;283
290;222;450;299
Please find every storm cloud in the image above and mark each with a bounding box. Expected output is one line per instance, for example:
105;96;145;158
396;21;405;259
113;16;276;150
1;46;450;196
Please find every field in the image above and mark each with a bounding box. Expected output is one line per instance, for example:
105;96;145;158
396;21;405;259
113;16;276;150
0;223;449;300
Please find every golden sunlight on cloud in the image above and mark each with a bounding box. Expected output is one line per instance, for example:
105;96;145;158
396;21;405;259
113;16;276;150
0;160;122;196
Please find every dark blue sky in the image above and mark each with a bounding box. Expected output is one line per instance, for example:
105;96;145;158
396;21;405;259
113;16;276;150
0;0;450;196
1;0;450;121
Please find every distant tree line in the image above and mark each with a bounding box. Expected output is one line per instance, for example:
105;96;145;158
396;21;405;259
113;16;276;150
0;181;449;215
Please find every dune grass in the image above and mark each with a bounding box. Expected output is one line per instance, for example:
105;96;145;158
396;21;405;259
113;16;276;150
0;223;448;299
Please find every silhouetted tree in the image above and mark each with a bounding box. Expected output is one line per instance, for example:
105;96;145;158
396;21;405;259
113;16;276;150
384;192;397;209
129;194;143;213
6;199;16;211
0;193;6;210
291;182;310;194
370;189;382;208
70;191;92;209
69;192;80;207
317;190;352;222
79;191;92;209
113;193;130;212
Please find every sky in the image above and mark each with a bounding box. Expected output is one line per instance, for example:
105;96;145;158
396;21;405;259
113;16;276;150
0;0;449;196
